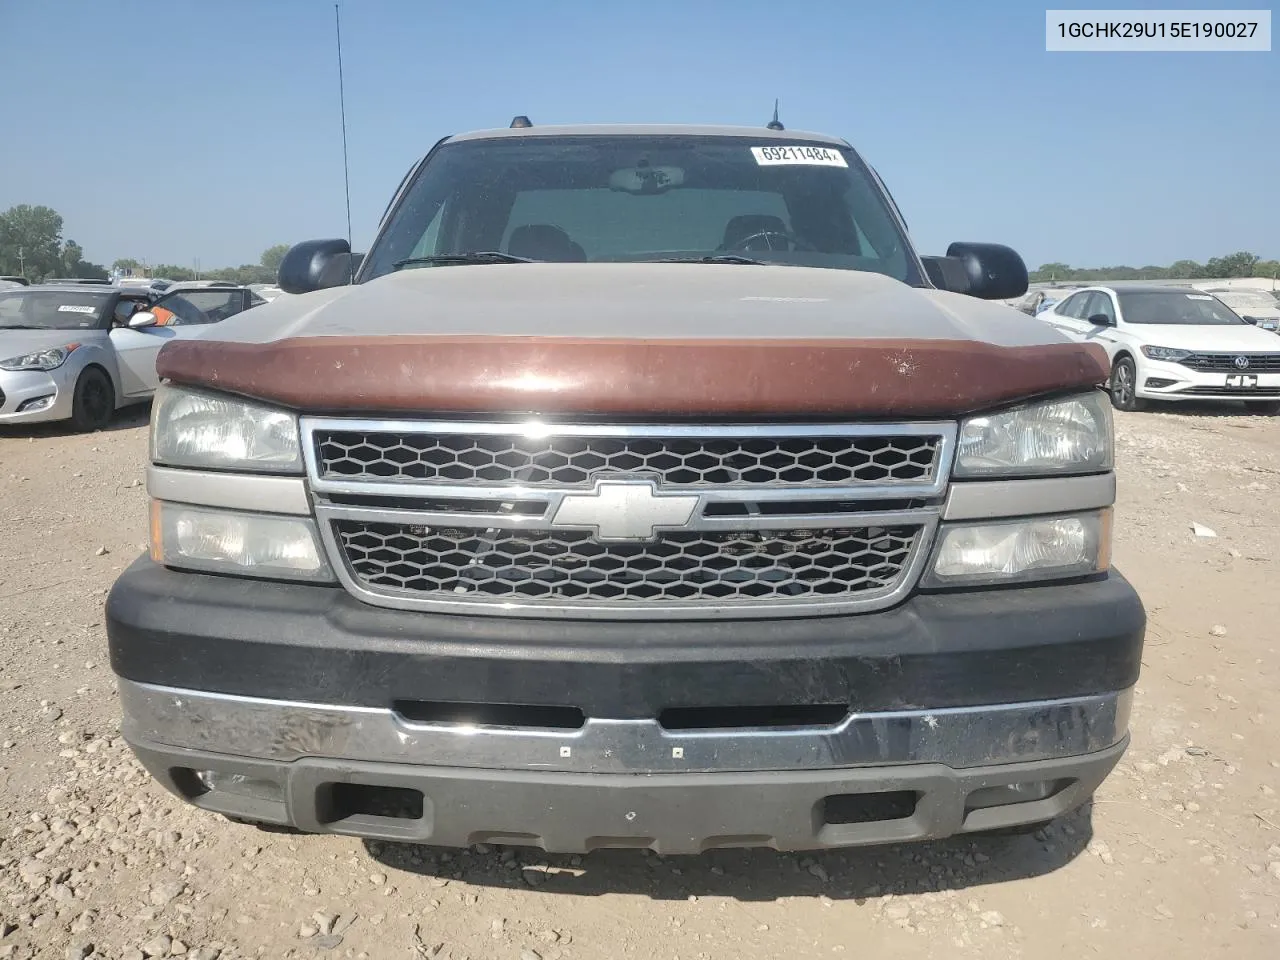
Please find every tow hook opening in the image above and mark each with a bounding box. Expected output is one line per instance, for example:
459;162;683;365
319;783;425;823
820;790;920;825
964;778;1072;812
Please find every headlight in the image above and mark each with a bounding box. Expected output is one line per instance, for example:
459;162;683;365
955;392;1112;478
150;502;333;582
151;385;302;473
0;344;79;371
922;510;1111;588
1140;346;1192;362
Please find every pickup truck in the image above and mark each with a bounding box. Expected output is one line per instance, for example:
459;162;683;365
106;121;1145;854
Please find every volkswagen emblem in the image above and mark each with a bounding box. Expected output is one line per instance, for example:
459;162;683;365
1234;355;1250;370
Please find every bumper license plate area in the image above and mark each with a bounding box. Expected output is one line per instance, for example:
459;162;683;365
1226;374;1259;389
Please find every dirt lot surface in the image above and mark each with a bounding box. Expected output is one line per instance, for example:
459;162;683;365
1;403;1278;960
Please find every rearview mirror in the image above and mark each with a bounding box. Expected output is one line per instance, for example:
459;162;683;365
278;238;358;295
128;312;158;328
1087;313;1114;327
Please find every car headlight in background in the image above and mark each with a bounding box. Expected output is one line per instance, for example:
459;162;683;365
150;385;302;473
1140;346;1193;362
0;343;80;371
955;392;1112;477
150;502;333;582
923;510;1111;588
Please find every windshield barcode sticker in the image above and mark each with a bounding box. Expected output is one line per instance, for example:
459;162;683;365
57;304;97;314
751;145;848;167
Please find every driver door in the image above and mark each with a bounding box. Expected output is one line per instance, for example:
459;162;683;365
108;299;178;397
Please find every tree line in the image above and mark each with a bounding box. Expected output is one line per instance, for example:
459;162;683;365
110;245;290;287
1030;251;1279;283
6;202;1277;289
0;204;288;286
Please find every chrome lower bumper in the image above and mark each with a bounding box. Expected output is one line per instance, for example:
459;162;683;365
119;679;1132;775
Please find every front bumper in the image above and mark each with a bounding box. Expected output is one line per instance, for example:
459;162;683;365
1136;356;1280;401
0;367;75;424
107;557;1145;851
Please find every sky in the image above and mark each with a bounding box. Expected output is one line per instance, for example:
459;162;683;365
0;0;1275;271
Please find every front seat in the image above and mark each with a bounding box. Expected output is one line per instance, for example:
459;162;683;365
720;214;790;251
507;224;586;262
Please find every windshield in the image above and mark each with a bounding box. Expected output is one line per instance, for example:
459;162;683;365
361;135;922;284
0;289;111;329
1118;291;1247;326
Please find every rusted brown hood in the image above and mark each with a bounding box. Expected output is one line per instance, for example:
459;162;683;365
158;264;1108;418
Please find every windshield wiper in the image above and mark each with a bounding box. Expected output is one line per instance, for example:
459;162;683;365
0;324;46;330
392;252;536;270
651;255;767;265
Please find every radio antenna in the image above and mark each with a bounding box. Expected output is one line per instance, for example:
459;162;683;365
334;3;354;282
767;99;784;131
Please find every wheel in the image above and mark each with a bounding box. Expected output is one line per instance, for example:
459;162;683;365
69;367;115;432
1244;400;1280;415
1108;356;1145;412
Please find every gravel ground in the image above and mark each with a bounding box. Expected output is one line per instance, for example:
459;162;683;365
1;402;1278;959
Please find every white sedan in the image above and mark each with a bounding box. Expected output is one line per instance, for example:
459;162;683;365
1038;284;1280;414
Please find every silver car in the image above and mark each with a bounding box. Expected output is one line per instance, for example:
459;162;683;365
0;283;259;431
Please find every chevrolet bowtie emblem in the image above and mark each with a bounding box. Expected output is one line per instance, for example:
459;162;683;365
551;480;700;541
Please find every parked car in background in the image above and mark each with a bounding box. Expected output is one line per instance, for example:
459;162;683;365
1039;284;1280;413
116;277;173;296
1201;287;1280;333
0;282;247;431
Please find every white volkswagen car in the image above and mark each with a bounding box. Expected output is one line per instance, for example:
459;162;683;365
1038;284;1280;414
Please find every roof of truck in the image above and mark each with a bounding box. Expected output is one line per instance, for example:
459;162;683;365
446;124;850;147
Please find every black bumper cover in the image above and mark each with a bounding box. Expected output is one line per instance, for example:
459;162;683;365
106;557;1145;717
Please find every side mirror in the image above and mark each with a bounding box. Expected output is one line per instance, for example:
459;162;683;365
1087;313;1114;327
128;311;158;328
278;238;357;295
943;242;1029;300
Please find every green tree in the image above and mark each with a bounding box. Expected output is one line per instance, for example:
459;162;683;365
1204;251;1260;278
152;264;196;282
0;204;64;280
260;244;290;277
1166;259;1203;279
113;257;141;274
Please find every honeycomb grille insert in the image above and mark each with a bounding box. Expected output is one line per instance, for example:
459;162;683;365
314;432;941;488
335;520;921;604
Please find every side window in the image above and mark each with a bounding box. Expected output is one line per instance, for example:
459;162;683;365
1056;293;1084;318
152;290;242;326
1073;293;1101;320
1091;292;1117;324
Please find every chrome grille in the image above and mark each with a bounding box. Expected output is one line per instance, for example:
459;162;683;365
314;429;941;487
1180;352;1280;373
336;520;921;604
304;418;954;619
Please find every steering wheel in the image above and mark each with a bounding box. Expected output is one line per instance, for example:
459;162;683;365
725;230;818;253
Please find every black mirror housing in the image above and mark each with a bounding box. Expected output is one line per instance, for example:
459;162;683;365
1087;313;1113;327
278;238;356;295
942;242;1029;301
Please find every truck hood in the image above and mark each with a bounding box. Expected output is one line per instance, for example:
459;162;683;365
157;264;1109;418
